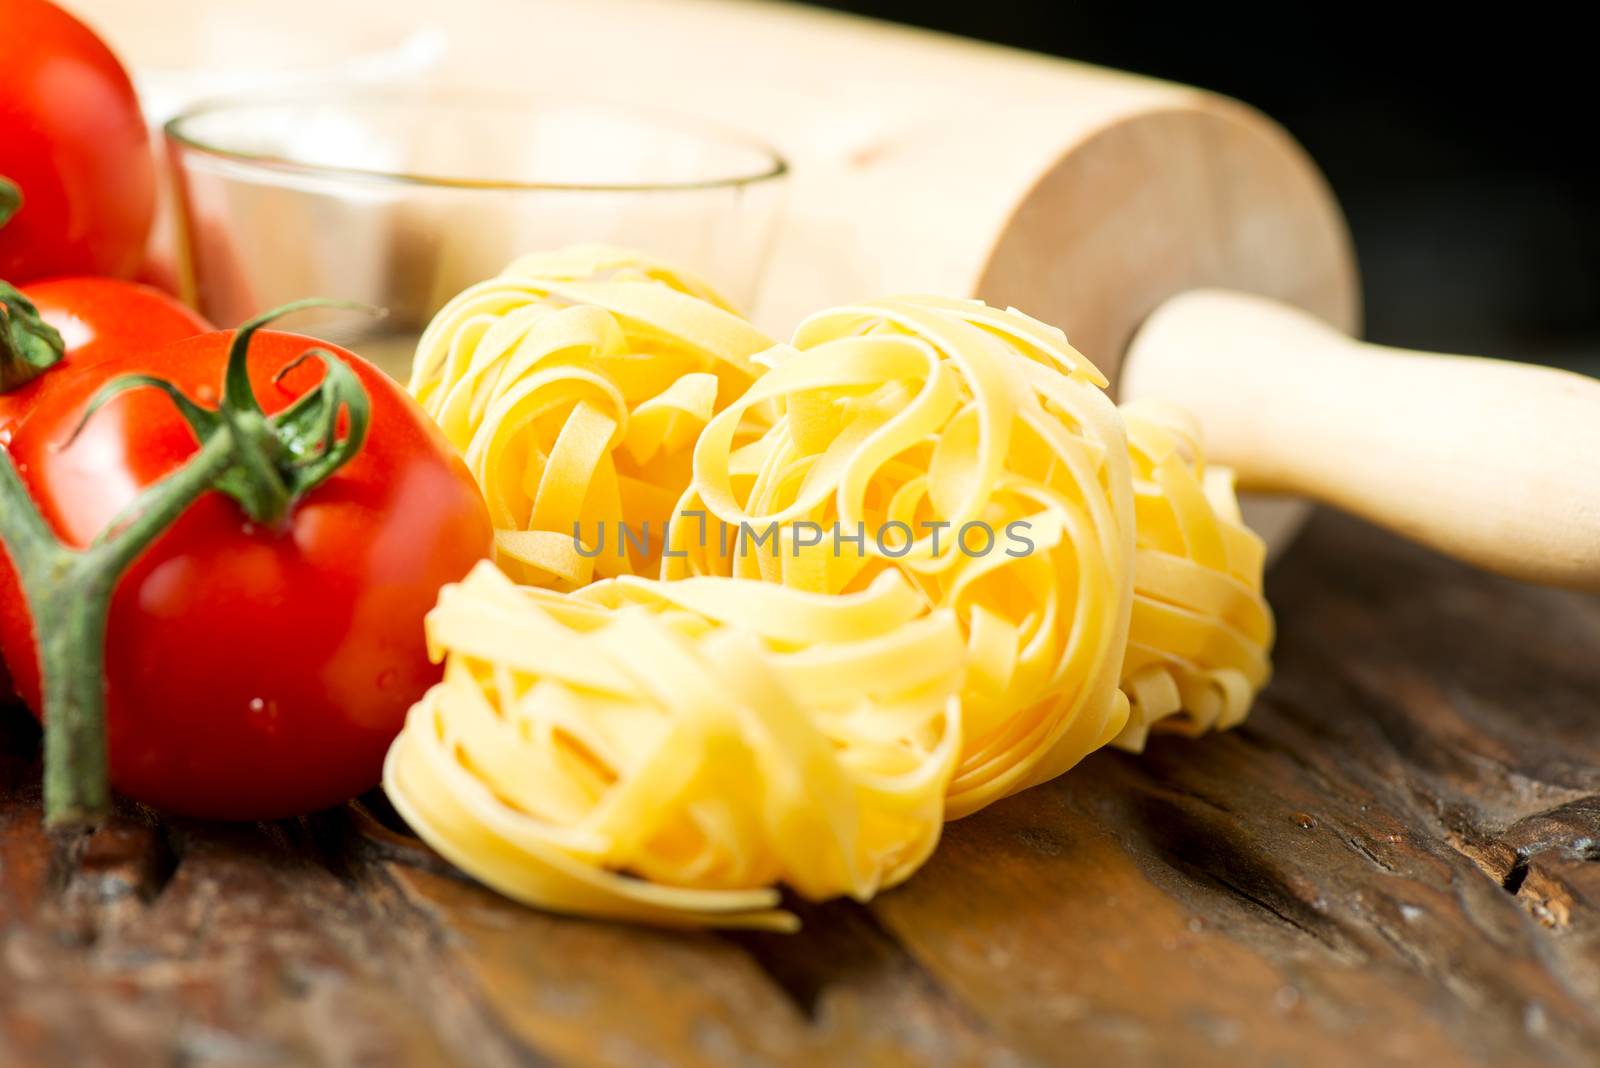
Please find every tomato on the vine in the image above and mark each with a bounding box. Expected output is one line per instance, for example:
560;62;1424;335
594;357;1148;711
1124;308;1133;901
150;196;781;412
1;277;211;443
0;0;155;282
0;327;492;819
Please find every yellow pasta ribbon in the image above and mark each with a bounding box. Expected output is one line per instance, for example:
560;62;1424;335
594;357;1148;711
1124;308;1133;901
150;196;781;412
384;562;964;931
1116;401;1275;749
407;245;776;588
388;249;1274;929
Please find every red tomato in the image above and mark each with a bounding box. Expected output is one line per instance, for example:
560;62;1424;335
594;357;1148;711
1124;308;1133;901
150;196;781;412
0;330;492;819
0;277;211;443
0;0;155;282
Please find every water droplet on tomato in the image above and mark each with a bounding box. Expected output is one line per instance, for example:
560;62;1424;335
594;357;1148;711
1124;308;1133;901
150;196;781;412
248;697;266;713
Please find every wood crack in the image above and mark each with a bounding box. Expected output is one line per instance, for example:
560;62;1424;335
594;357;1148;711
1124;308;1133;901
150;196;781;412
1344;834;1399;874
1502;853;1533;895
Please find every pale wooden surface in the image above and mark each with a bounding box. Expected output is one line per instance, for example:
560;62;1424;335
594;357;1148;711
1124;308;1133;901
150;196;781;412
4;510;1599;1067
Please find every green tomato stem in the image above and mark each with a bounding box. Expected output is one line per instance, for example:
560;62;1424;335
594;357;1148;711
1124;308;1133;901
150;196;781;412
0;302;374;827
32;582;114;824
0;177;18;229
1;434;233;824
1;280;67;392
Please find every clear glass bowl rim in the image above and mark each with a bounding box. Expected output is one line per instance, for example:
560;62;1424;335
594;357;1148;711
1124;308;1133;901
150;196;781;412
164;87;790;194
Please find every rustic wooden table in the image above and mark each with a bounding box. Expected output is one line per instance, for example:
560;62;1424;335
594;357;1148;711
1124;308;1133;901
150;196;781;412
2;509;1596;1068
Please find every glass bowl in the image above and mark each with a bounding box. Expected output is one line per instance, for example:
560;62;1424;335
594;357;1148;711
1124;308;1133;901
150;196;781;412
164;90;789;379
68;0;446;296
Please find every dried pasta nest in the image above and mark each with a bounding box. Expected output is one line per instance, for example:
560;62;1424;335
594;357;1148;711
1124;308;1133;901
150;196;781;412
407;245;775;588
672;295;1140;817
384;563;963;931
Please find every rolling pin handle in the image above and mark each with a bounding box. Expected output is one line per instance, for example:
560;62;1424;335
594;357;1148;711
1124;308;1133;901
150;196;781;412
1122;289;1600;591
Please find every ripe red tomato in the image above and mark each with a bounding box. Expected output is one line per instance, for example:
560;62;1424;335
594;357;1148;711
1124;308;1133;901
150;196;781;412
0;0;155;282
1;277;211;443
0;330;492;819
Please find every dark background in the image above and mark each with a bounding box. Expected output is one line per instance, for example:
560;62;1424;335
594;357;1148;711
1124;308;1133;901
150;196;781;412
803;2;1598;371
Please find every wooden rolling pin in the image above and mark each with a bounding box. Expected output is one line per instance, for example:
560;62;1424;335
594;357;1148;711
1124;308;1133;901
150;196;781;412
72;0;1600;587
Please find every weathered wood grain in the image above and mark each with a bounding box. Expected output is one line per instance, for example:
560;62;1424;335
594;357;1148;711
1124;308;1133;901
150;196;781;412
2;509;1597;1067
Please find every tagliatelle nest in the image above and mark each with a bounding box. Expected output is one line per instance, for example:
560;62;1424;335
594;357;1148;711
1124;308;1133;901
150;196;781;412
670;296;1139;817
384;563;963;931
387;248;1273;929
407;246;775;589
